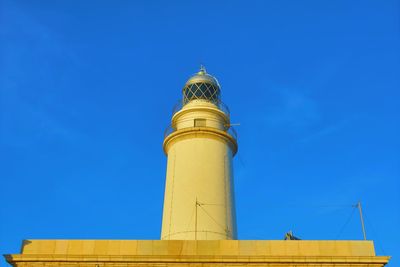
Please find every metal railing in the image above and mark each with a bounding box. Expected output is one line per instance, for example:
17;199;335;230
171;99;230;118
164;125;175;138
227;126;237;140
164;125;237;140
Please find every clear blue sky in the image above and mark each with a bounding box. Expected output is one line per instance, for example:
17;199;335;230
1;0;399;266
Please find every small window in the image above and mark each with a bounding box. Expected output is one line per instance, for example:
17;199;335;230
194;119;206;127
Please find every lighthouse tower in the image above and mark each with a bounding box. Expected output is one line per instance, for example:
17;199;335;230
4;68;390;267
161;67;238;240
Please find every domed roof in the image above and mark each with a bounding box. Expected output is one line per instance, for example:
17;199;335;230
184;66;220;89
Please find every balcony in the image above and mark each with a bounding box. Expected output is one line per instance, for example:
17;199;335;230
164;124;237;140
171;99;230;118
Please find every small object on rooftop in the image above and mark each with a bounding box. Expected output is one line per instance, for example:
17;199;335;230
284;230;301;240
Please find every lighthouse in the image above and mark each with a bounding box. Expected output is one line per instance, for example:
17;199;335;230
4;68;390;267
161;67;238;240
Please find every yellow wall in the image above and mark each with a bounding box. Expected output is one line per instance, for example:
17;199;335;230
173;100;228;131
161;100;237;240
17;240;378;256
5;240;390;267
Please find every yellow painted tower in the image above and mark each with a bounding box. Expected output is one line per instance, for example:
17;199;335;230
161;66;237;240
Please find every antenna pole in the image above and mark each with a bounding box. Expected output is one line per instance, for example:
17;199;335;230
357;201;367;240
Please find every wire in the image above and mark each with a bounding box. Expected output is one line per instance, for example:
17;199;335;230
336;206;356;239
199;205;227;232
200;203;224;206
262;203;354;209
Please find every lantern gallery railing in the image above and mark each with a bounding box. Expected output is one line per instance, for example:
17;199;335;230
164;124;237;140
171;99;230;118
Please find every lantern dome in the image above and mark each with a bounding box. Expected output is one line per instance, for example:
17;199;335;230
182;66;221;105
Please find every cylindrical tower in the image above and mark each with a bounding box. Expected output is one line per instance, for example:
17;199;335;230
161;67;238;240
